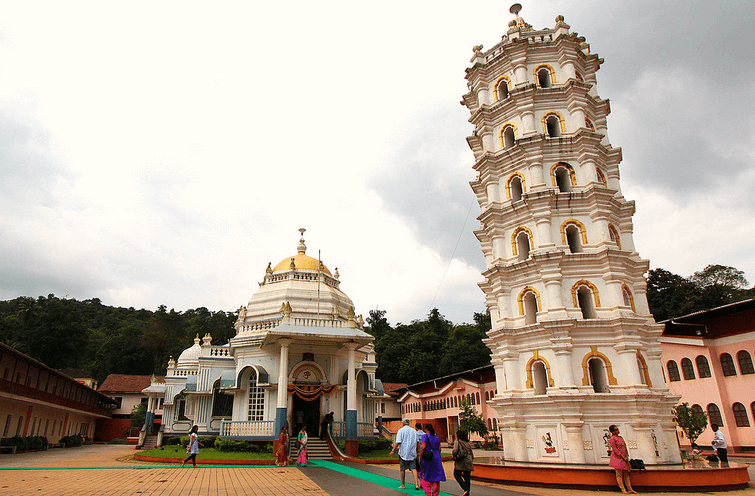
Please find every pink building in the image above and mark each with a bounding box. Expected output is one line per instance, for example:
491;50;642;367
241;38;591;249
660;299;755;451
389;366;498;444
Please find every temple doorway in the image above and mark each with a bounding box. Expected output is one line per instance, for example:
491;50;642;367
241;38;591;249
292;394;321;437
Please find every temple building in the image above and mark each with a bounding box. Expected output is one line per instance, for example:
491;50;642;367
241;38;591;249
462;8;681;464
157;230;377;455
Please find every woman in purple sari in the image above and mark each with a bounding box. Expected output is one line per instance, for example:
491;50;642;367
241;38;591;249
419;423;446;496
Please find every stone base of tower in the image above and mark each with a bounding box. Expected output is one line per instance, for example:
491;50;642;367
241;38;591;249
492;389;682;464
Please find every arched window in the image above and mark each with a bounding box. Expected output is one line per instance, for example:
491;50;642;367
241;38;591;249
516;230;531;261
493;418;498;430
751;402;755;426
507;173;525;201
691;404;704;417
575;71;584;82
681;358;695;380
622;285;636;312
572;280;600;319
542;112;566;138
551;162;576;192
584;117;595;131
211;384;234;417
596;168;607;187
566;226;582;253
737;350;754;374
733;403;750;427
476;392;481;404
545;115;562;137
721;353;737;376
495;76;510;100
696;355;712;378
532;361;548;394
248;369;265;421
608;224;621;249
588;358;609;393
500;123;517;149
666;360;681;382
518;287;541;325
534;65;555;88
636;352;652;386
707;404;724;426
561;219;587;253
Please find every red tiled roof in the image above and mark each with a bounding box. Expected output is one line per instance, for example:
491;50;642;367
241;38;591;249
98;374;164;393
381;383;407;395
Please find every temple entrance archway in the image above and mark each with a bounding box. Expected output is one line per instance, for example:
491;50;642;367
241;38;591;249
292;394;320;437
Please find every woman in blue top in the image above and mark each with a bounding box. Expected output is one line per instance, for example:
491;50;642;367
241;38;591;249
419;423;446;496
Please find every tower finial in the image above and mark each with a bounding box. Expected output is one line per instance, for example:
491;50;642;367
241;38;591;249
508;3;531;30
297;228;306;254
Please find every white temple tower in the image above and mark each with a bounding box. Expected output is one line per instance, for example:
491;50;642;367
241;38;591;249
462;7;681;464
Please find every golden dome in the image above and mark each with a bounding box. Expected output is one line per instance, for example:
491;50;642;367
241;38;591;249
272;253;332;276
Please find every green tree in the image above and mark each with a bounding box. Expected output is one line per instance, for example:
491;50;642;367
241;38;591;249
672;402;707;445
691;264;752;310
130;401;147;429
458;397;488;438
646;268;702;321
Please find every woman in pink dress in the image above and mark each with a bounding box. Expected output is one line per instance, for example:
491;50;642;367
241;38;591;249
608;425;636;494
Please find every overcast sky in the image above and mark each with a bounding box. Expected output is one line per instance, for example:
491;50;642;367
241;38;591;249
1;1;754;326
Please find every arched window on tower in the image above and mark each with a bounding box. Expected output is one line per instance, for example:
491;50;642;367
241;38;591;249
737;350;755;374
501;124;516;150
608;224;622;249
508;174;524;201
537;67;552;88
575;71;584;82
545;115;562;137
573;282;598;319
516;230;531;261
566;224;583;253
696;355;711;378
596;168;608;187
532;361;548;395
733;402;750;427
519;287;540;325
495;77;510;100
681;358;696;380
585;117;595;131
622;285;636;312
553;164;573;192
588;358;609;393
667;360;681;382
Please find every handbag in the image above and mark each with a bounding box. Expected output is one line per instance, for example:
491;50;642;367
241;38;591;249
629;459;646;470
421;448;434;461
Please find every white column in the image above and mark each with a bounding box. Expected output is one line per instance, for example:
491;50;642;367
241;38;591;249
277;338;293;408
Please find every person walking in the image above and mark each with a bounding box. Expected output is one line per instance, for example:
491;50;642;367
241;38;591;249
419;423;446;496
181;425;203;468
608;425;636;494
276;426;289;467
390;419;420;490
452;429;474;496
711;424;728;463
296;425;308;467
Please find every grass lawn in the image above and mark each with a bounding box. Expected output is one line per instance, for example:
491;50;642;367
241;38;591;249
139;447;275;461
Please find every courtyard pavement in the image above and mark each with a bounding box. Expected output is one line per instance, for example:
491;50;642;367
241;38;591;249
0;444;753;496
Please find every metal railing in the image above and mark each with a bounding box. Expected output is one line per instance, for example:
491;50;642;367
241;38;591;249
331;421;376;439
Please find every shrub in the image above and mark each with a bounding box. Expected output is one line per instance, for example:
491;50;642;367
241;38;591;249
59;435;83;447
214;438;273;453
162;436;182;446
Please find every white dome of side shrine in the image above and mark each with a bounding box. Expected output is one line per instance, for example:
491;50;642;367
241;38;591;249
235;229;365;337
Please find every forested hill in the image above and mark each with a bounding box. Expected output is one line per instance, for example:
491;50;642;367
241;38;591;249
0;296;235;382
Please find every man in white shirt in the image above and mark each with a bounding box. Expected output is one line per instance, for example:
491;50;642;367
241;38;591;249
390;419;420;490
711;424;728;463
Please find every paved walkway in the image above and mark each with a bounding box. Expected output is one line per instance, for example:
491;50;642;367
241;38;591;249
0;445;753;496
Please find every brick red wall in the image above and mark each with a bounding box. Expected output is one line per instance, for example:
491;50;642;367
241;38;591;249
94;418;131;442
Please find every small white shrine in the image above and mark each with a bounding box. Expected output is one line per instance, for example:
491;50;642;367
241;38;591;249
156;230;377;455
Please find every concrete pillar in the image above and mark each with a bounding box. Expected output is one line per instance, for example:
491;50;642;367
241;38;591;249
630;423;658;465
275;338;293;440
344;341;359;456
